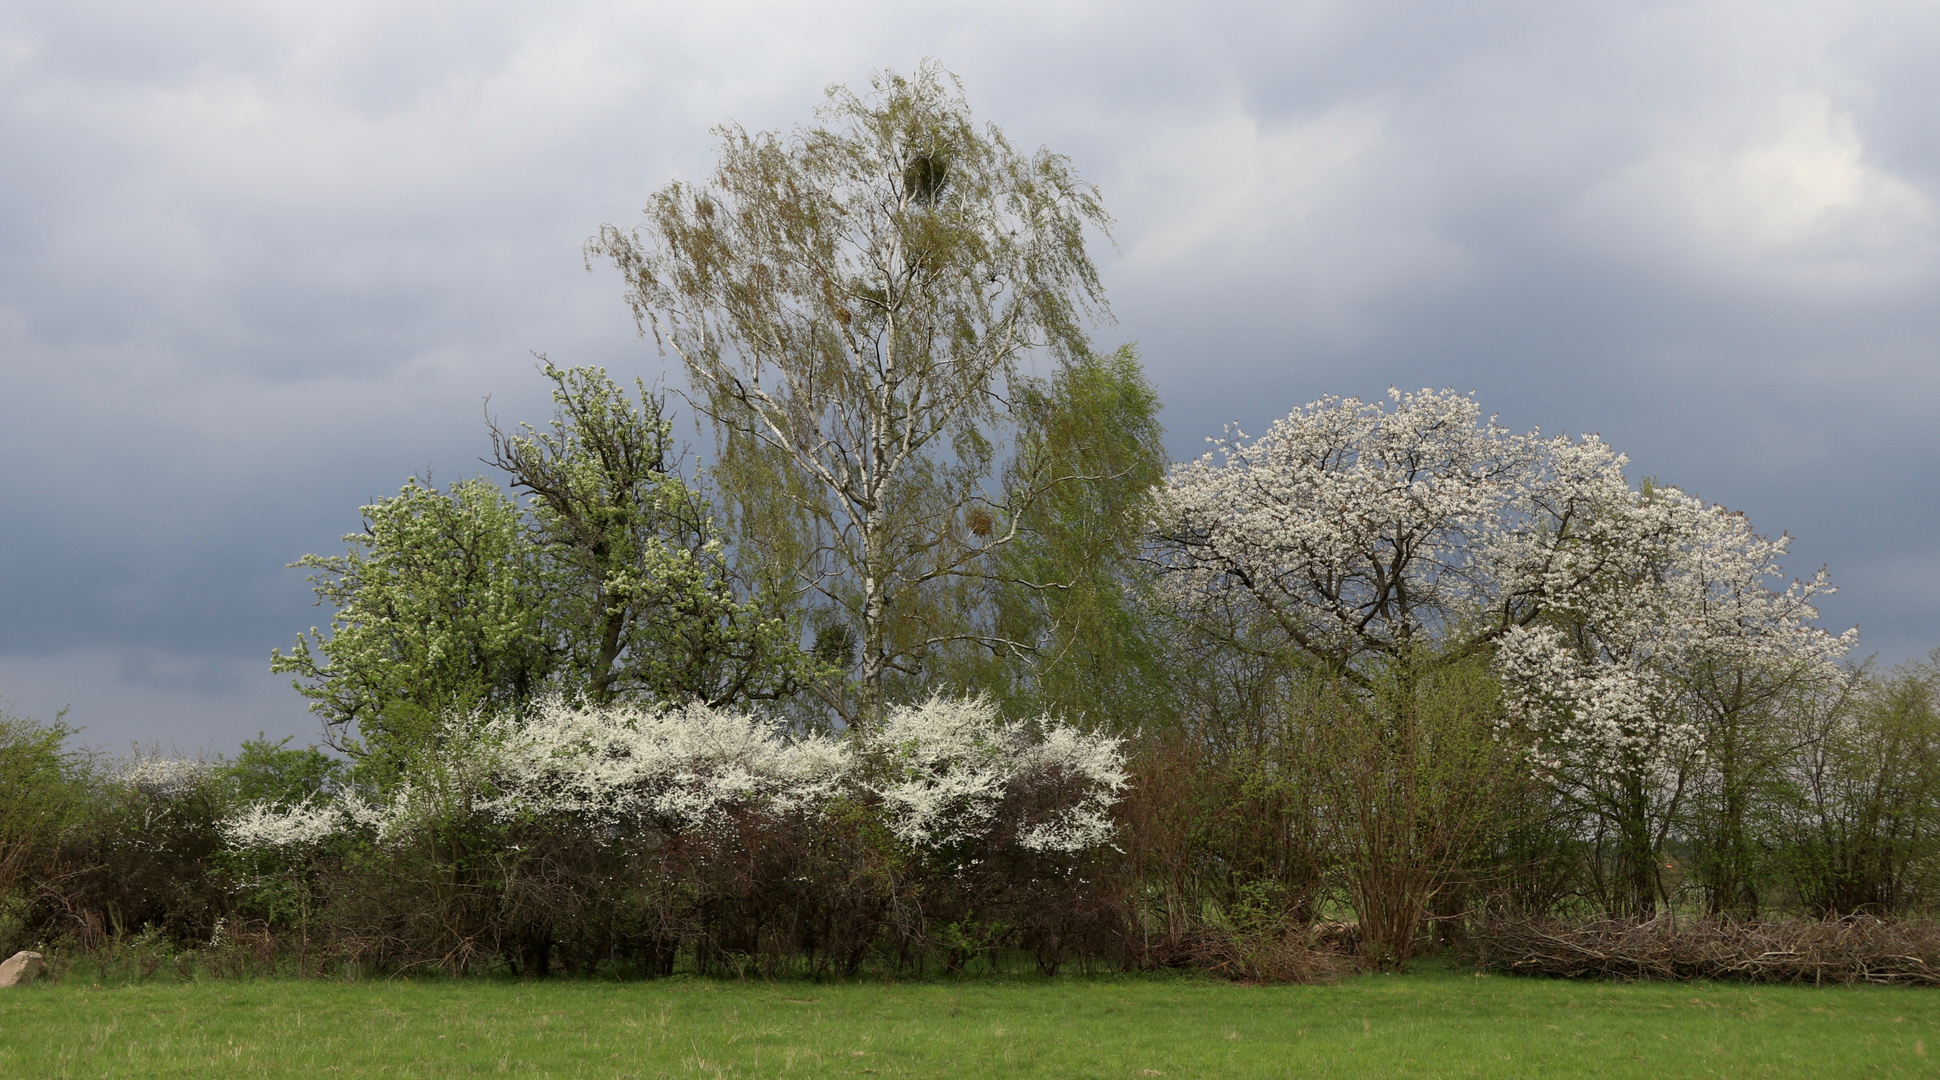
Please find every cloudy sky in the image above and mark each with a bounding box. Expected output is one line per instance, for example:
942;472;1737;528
2;0;1935;752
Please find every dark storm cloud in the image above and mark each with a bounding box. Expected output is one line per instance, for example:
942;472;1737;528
1;0;1934;750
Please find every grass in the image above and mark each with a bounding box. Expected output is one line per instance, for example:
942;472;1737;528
2;963;1937;1078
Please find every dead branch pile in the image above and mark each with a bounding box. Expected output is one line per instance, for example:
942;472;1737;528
1470;914;1940;985
1141;921;1358;983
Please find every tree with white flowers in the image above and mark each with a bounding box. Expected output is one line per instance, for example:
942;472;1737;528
1154;387;1852;940
1154;388;1654;675
1495;484;1854;915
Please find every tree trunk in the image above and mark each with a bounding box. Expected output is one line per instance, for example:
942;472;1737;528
1617;776;1658;919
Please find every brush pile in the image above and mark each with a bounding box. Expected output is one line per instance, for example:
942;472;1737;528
1139;921;1358;983
1471;915;1940;985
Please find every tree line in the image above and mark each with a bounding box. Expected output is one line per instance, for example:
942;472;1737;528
2;62;1936;979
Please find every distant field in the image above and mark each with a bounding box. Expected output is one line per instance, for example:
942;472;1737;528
2;965;1936;1078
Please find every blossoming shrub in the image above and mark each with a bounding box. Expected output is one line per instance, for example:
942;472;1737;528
222;695;1126;976
863;697;1129;973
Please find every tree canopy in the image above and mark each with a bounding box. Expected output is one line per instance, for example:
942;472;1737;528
588;61;1112;725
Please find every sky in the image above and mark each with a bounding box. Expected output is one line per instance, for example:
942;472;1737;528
2;0;1935;753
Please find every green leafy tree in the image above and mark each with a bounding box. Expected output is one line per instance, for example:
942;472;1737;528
279;364;803;767
0;708;89;903
225;735;346;808
588;61;1110;724
978;345;1169;727
274;476;551;766
1778;655;1940;914
489;362;802;708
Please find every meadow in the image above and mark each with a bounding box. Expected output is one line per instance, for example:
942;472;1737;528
3;966;1937;1079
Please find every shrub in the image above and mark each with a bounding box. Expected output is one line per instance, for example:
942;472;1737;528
221;695;1126;976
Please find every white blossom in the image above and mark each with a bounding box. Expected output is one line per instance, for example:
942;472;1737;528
120;757;216;799
1155;388;1542;656
221;695;1126;862
867;695;1126;853
1154;388;1855;863
1012;723;1130;853
222;798;355;849
1155;389;1851;756
479;698;849;834
1496;485;1854;779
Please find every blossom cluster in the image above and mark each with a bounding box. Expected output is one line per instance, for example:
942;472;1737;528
120;757;217;799
1155;387;1855;781
481;698;850;833
1494;483;1854;775
869;696;1127;853
222;696;1126;861
223;796;375;849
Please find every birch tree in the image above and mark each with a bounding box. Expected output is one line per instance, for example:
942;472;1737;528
587;62;1109;725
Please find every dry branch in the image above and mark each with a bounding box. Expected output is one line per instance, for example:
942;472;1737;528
1470;914;1940;985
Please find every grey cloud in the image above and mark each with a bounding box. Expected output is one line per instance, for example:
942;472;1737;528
1;0;1934;751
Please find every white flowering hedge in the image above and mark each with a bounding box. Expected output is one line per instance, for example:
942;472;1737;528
224;695;1126;863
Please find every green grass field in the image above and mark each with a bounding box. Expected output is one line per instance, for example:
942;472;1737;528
2;965;1937;1078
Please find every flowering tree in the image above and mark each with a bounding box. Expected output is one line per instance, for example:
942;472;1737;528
274;477;552;764
1496;485;1854;915
1153;389;1585;958
1154;388;1662;674
1153;387;1852;939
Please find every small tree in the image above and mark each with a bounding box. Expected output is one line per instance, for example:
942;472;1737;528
488;361;800;708
1776;655;1940;915
1298;657;1529;966
274;476;551;766
281;364;803;768
588;62;1110;725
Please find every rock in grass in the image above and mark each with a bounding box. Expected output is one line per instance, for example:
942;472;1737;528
0;950;46;988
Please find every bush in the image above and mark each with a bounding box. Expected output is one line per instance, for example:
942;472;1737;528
221;695;1127;977
0;709;89;954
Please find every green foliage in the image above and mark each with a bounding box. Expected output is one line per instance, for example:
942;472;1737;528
0;708;91;954
982;345;1170;728
0;707;87;898
278;363;806;771
1777;655;1940;914
273;476;550;766
225;736;345;809
1298;656;1533;966
490;361;801;708
84;758;235;946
